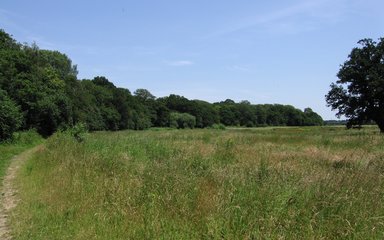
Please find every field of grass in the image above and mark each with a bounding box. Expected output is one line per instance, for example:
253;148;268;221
12;126;384;239
0;131;43;181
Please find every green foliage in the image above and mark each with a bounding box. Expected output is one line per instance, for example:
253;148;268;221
66;123;88;142
0;34;75;136
160;95;219;128
303;108;324;126
134;88;155;101
169;112;196;129
132;110;152;130
0;29;19;50
326;38;384;132
0;89;22;141
215;101;323;127
11;129;42;145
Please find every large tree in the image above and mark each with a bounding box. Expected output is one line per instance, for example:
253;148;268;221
326;38;384;132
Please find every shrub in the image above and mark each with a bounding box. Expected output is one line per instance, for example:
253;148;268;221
169;112;196;129
11;129;41;145
67;123;88;142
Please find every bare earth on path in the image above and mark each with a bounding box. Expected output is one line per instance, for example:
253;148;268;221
0;145;42;239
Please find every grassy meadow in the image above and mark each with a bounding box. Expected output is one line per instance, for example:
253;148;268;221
12;126;384;239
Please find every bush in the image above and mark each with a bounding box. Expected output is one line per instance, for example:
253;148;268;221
67;123;88;142
11;129;42;145
169;112;196;129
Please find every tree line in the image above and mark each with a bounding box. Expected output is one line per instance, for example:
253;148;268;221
0;29;323;141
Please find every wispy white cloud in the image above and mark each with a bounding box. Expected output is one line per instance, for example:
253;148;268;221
203;0;348;38
166;60;194;67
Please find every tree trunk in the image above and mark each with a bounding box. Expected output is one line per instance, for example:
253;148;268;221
376;119;384;133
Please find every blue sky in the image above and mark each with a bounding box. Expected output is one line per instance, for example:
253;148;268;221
1;0;383;119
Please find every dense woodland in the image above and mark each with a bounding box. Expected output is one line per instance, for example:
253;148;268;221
0;29;323;140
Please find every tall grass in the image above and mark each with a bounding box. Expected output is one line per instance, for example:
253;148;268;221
12;126;384;239
0;130;43;181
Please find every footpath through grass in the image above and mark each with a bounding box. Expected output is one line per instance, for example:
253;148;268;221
12;126;384;239
0;131;43;181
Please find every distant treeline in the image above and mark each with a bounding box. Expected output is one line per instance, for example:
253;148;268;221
323;120;376;127
323;120;347;126
0;29;323;140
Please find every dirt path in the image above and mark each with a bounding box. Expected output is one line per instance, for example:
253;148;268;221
0;145;42;239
